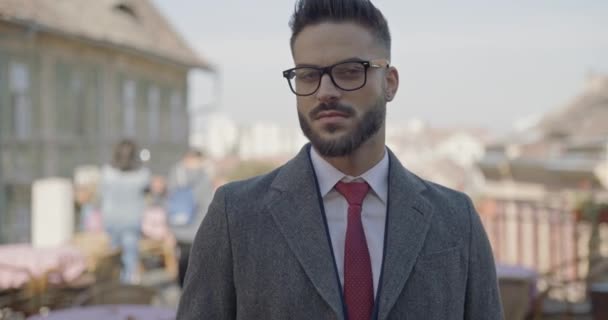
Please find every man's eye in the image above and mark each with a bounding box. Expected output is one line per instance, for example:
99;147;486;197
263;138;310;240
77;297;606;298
333;65;364;79
296;70;320;82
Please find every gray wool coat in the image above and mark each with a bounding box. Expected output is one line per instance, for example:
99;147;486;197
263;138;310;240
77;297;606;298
177;145;503;320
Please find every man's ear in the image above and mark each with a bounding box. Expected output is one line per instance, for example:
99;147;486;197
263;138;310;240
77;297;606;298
385;66;399;102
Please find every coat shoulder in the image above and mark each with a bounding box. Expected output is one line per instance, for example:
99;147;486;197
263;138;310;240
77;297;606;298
415;177;478;242
218;166;282;208
422;179;474;214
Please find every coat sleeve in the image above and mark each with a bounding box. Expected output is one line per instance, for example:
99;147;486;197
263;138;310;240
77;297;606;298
176;186;237;319
463;195;504;319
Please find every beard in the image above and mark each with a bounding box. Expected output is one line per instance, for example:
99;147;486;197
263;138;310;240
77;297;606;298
298;98;386;157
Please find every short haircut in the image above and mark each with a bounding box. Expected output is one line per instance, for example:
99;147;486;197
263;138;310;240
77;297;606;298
111;139;141;171
289;0;391;58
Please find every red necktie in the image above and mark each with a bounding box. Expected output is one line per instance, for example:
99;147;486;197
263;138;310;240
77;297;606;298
335;181;374;320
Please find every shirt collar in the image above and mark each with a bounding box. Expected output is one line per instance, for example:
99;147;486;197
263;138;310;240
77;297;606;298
310;146;389;204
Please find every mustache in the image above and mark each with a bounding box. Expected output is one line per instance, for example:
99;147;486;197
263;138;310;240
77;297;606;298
309;102;355;119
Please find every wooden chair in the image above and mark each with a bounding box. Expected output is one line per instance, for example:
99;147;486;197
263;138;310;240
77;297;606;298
139;237;177;278
93;248;122;283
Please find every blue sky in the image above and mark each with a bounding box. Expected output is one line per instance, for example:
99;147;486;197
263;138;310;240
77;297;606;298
153;0;608;133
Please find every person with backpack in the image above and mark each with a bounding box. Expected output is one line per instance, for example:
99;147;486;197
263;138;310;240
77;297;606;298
166;148;215;287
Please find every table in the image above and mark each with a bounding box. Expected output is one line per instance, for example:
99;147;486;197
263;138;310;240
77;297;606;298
496;264;538;320
27;304;176;320
497;263;538;280
590;282;608;320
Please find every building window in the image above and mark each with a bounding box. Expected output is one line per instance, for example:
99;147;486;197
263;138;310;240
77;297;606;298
9;62;31;140
87;68;101;139
56;63;100;138
122;79;137;137
148;85;160;142
0;57;5;138
170;90;184;142
69;70;86;136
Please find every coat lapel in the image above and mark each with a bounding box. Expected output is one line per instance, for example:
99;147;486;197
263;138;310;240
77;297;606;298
267;145;345;319
376;150;434;320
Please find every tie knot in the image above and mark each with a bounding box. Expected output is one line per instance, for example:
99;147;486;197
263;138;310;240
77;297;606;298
335;181;370;206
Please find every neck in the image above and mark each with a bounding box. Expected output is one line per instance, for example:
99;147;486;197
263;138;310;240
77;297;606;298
318;130;386;176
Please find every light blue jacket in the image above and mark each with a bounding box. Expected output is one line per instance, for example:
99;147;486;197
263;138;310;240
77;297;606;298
100;165;150;227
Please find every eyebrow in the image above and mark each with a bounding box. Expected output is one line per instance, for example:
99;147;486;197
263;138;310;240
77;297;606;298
294;57;366;68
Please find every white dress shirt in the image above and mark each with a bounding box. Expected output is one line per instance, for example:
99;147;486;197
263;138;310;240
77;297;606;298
309;147;389;296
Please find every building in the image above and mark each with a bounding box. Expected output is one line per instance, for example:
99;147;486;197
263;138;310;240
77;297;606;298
386;121;490;192
478;75;608;197
190;111;240;159
0;0;214;243
475;75;608;277
237;122;307;160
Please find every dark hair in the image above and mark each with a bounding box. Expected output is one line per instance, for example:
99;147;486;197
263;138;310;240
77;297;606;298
111;139;141;171
185;148;205;159
289;0;391;58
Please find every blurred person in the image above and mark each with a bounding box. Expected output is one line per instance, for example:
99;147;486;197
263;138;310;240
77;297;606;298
100;139;150;284
178;0;502;319
74;184;103;233
166;148;214;288
148;175;168;206
74;165;103;233
141;175;178;276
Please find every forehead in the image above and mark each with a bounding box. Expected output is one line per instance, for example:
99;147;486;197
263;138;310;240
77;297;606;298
292;22;383;66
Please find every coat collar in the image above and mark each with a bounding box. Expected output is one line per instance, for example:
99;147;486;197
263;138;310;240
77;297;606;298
376;148;433;320
267;144;433;320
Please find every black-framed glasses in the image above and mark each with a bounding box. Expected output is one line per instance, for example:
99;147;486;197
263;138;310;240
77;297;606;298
282;59;390;96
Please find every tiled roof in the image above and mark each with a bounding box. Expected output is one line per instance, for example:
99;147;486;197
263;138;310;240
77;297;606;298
0;0;212;70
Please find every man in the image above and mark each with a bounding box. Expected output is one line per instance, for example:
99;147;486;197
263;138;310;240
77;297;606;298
178;0;503;319
166;148;214;287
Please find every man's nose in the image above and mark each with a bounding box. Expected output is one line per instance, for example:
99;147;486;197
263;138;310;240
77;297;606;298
315;73;341;102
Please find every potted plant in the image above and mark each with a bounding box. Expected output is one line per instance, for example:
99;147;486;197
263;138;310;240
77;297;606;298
574;199;608;318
